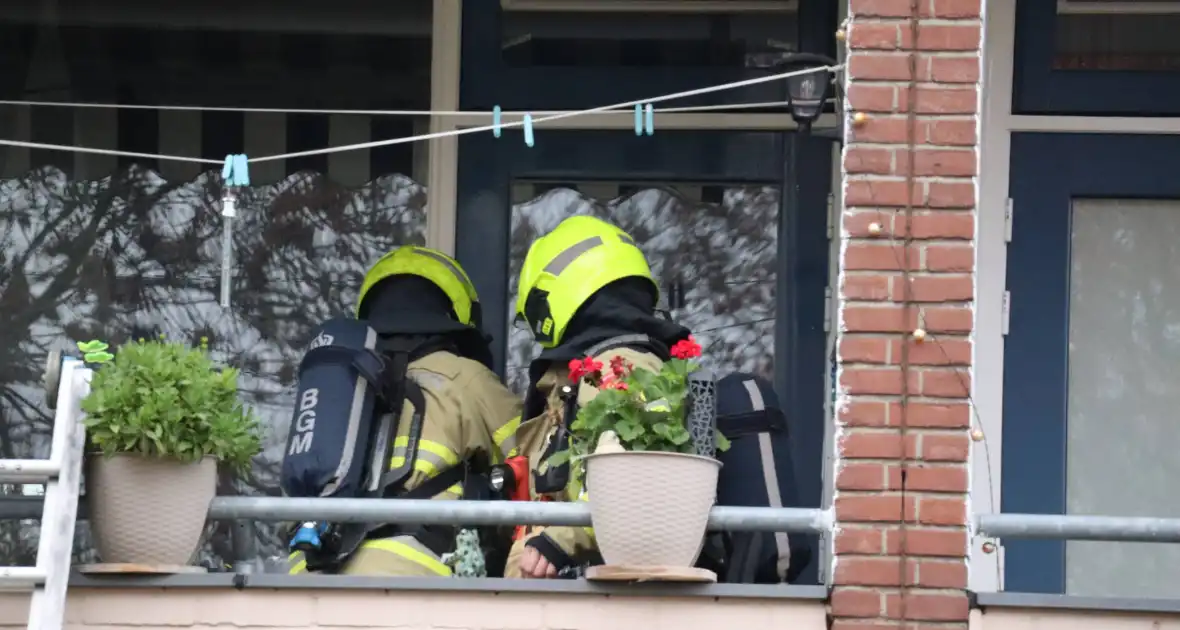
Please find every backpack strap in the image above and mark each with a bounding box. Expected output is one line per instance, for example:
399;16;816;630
532;386;576;495
717;408;789;439
582;334;671;362
299;345;386;390
368;336;436;496
379;380;426;493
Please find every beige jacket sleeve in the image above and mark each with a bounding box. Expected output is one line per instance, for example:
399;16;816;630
523;347;665;567
459;361;523;464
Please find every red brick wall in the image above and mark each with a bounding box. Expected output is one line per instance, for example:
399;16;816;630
833;0;981;627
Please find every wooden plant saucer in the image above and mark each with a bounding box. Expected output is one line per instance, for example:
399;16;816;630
585;564;717;583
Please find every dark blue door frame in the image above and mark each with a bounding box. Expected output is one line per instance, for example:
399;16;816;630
455;130;832;586
453;0;836;586
1003;133;1180;593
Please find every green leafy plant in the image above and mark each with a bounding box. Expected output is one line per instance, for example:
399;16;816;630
544;336;730;478
77;340;114;364
80;335;262;474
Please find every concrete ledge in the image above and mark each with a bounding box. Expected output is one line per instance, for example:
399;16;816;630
64;572;828;599
0;580;829;630
977;592;1180;615
63;572;828;598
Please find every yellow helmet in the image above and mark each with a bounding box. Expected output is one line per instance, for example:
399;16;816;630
515;216;657;348
357;246;482;329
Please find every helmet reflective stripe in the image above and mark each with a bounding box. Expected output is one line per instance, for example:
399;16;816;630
542;236;605;276
414;247;478;302
515;216;656;349
356;246;482;328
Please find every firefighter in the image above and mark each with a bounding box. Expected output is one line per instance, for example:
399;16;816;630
503;216;692;578
288;246;521;577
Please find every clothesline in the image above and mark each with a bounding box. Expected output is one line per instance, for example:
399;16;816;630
0;64;841;167
0;100;807;117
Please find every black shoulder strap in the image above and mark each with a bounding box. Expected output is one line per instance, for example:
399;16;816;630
378;380;426;493
532;385;576;495
368;335;437;496
396;458;467;500
717;407;789;438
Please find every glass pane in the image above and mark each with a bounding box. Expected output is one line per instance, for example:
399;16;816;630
1066;199;1180;597
501;10;798;69
0;1;431;569
505;182;779;396
1056;11;1180;71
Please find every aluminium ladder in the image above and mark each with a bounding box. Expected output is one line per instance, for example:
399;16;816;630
0;354;89;630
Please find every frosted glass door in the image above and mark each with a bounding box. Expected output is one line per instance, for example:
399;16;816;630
1066;199;1180;597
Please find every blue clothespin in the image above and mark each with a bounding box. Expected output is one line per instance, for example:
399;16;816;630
635;104;654;136
523;114;534;148
493;106;502;139
221;153;250;187
219;153;249;308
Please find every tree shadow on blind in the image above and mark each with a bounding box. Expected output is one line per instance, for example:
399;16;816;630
0;164;426;568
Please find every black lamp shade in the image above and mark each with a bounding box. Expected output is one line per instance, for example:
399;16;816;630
775;53;838;129
786;69;830;123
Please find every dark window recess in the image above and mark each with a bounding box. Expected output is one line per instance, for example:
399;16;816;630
534;182;581;195
1055;12;1180;71
701;185;725;204
201;110;245;163
501;11;797;68
285;112;330;176
370;117;417;178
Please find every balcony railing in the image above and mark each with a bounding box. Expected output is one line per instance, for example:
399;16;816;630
7;358;1180;587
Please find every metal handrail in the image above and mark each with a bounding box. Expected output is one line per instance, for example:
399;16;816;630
0;496;832;533
975;513;1180;544
210;497;833;532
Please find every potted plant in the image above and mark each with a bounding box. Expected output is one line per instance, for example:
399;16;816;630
79;336;262;567
545;336;730;570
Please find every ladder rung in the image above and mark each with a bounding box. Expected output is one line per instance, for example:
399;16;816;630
0;459;60;484
0;566;46;588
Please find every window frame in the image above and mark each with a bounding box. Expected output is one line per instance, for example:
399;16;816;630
1015;0;1180;115
435;0;838;588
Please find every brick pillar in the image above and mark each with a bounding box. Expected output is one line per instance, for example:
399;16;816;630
832;0;981;628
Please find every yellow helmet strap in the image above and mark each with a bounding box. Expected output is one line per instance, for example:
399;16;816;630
522;288;557;346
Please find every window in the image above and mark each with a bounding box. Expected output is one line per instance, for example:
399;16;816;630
1064;198;1180;597
504;181;779;395
1056;6;1180;71
501;8;799;69
0;0;433;568
1014;2;1180;114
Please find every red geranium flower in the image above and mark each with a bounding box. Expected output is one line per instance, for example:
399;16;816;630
609;355;632;378
600;374;629;391
670;335;703;360
568;358;586;382
568;357;604;383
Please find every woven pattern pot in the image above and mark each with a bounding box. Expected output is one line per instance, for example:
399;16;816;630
584;451;721;567
87;454;216;565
